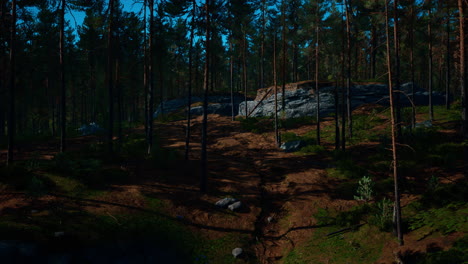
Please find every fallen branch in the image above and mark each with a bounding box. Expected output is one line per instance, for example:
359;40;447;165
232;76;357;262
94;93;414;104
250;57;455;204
326;223;365;237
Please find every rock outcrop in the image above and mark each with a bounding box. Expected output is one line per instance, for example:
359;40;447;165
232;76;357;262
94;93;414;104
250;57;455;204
238;82;446;119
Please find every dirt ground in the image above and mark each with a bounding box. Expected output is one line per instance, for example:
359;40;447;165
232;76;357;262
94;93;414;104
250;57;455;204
0;112;463;263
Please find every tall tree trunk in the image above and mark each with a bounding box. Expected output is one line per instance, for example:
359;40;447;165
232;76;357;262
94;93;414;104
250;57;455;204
60;0;66;152
446;6;451;110
385;0;403;246
394;0;402;139
341;6;346;151
107;0;115;154
185;0;196;160
147;0;154;154
428;3;434;121
230;37;234;121
201;0;210;193
281;0;286;110
116;58;122;152
274;34;280;147
315;2;321;146
335;79;340;150
459;0;467;178
7;0;16;165
260;0;265;89
410;2;416;129
243;30;248;118
371;24;377;80
345;0;352;138
143;0;148;141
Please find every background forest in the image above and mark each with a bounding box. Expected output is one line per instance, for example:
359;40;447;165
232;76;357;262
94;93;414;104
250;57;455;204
0;0;467;263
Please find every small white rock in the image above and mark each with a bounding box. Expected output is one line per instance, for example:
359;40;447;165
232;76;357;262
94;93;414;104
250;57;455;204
228;201;242;211
232;247;243;258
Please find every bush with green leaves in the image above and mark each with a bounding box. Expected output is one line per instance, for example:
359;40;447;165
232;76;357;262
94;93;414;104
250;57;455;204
369;198;393;231
354;176;374;202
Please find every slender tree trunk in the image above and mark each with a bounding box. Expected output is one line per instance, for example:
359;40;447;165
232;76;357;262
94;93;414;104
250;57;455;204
335;79;340;150
7;0;16;165
371;24;377;79
394;0;402;139
446;7;451;110
243;31;248;118
201;0;210;193
261;0;265;89
341;7;346;151
107;0;115;154
147;0;154;154
281;0;286;110
345;0;352;138
116;58;122;152
143;0;148;140
385;0;403;246
185;0;195;160
428;3;434;121
315;2;321;145
230;36;234;121
60;0;66;153
410;2;416;129
274;34;280;147
459;0;467;178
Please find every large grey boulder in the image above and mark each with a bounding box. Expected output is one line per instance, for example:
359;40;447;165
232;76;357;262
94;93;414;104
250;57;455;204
238;82;446;119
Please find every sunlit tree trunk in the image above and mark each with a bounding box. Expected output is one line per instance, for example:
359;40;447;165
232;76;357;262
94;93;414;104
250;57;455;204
385;0;403;246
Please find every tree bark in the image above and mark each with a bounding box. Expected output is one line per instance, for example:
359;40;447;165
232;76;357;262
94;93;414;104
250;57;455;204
385;0;403;246
315;2;321;146
394;0;402;139
185;0;196;160
345;0;352;138
7;0;16;165
107;0;115;154
428;2;434;121
459;0;467;178
281;0;286;110
60;0;66;153
201;0;210;193
410;2;416;129
274;34;280;147
147;0;155;154
446;8;451;110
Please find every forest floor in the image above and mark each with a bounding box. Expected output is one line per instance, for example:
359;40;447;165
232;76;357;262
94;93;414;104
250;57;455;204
0;104;466;263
